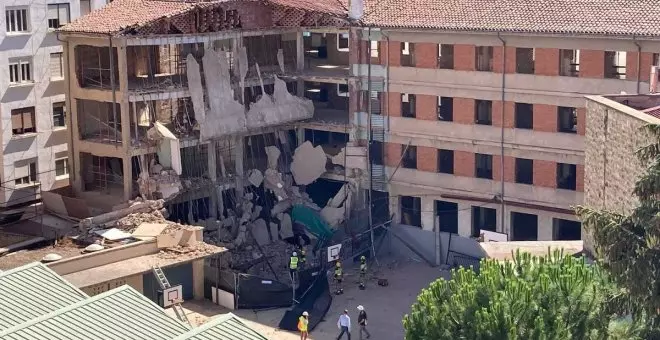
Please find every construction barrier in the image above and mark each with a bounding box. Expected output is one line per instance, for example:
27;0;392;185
278;272;332;332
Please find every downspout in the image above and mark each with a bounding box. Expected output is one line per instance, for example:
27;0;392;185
57;32;76;185
633;36;642;94
496;32;506;235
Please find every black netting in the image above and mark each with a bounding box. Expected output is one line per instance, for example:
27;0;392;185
278;274;332;332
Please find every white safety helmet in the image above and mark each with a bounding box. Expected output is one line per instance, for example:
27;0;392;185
293;252;298;256
357;305;364;311
303;311;309;316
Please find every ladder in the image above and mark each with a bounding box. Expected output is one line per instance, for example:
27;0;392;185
152;265;191;326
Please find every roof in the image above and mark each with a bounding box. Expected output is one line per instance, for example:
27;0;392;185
0;262;88;332
362;0;660;37
171;313;268;340
0;286;190;340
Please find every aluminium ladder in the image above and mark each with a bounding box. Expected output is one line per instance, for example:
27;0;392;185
152;265;191;326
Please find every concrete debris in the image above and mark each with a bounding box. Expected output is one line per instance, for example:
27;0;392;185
320;206;345;228
268;222;279;241
250;219;270;246
327;183;350;208
247;169;264;187
265;146;281;170
329;146;367;170
79;199;165;230
132;223;168;240
291;141;327;185
277;49;285;73
186;54;207;133
137;170;183;200
264;169;288;200
246;75;314;129
158;242;220;260
278;212;294;239
93;228;132;241
330;148;346;166
320;183;353;228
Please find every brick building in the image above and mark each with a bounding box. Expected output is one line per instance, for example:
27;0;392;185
349;0;660;241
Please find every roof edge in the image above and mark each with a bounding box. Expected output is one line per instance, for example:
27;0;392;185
0;262;89;299
586;95;660;125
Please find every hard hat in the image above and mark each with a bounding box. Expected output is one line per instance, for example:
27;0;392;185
357;305;364;311
303;311;309;316
336;261;341;267
292;252;297;256
360;256;366;261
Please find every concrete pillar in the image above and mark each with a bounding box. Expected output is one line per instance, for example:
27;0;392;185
208;141;218;218
192;259;204;300
296;32;305;71
116;39;132;201
501;206;511;237
66;41;83;195
296;127;305;146
420;196;435;231
122;156;132;201
388;194;400;224
537;214;554;241
457;203;472;237
234;136;244;196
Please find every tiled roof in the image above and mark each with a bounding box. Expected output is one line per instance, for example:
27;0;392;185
171;313;268;340
0;286;190;340
643;105;660;119
362;0;660;37
0;262;88;332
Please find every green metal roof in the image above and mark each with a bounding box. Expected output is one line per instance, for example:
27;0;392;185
0;285;191;340
0;262;88;331
171;313;268;340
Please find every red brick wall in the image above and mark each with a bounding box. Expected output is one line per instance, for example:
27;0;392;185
533;160;556;188
534;48;560;76
416;146;438;172
579;50;605;78
532;104;557;132
576;107;586;135
416;94;437;121
493;46;516;73
454;150;475;177
386;92;401;117
626;51;654;82
453;97;475;124
384;142;401;167
415;43;438;69
454;44;476;71
493;101;514;128
387;41;401;67
493;155;515;183
576;164;584;192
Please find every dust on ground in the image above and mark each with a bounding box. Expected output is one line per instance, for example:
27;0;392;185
0;238;84;271
170;257;449;339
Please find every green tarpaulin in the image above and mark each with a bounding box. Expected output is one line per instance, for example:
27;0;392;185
290;204;334;240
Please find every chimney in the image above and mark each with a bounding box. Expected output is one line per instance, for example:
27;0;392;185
349;0;364;20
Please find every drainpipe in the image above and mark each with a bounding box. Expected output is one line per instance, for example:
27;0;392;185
633;36;642;94
496;32;506;235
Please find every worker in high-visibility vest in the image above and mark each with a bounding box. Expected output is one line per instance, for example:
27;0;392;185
290;251;299;282
298;311;309;340
359;255;367;290
334;260;344;295
299;247;307;269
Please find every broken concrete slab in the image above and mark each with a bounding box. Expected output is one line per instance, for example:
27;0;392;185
157;232;181;249
320;206;345;228
246;76;314;129
291;141;327;185
330;148;346;166
269;222;279;241
132;223;168;240
278;213;294;239
265;146;281;170
247;169;264;187
327;183;351;208
250;219;270;246
93;228;132;241
264;169;288;200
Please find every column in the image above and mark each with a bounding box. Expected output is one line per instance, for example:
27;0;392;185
234;136;244;196
388;194;400;224
296;31;304;71
208;141;218;218
116;39;132;201
537;214;554;241
457;203;472;237
420;196;435;231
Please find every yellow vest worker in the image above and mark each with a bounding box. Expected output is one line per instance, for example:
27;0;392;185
290;253;299;270
334;261;343;280
360;256;367;273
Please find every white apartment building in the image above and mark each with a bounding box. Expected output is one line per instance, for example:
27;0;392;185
0;0;107;207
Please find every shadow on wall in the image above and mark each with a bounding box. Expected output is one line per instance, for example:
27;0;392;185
0;35;30;52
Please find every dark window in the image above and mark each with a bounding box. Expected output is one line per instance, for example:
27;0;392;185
604;51;626;80
511;212;538;241
402;145;417;169
438;97;453;121
475;100;492;125
401;196;421;228
370;141;383;165
557;163;577;190
476;46;493;71
515;48;535;74
402;93;416;118
438;44;454;69
401;42;414;67
654;53;659;67
438;149;454;174
47;4;70;29
53;102;66;127
557;106;577;133
514;103;533;129
552;219;582;240
337;33;349;50
475;153;492;179
472;206;496;237
515;158;533;184
436;200;458;234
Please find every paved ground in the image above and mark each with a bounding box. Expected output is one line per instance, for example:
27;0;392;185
172;257;449;339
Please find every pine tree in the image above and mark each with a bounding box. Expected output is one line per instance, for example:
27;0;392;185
403;250;638;340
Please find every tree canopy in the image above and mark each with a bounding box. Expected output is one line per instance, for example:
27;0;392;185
403;251;638;340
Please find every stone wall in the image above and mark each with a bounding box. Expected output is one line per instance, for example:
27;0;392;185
583;96;657;255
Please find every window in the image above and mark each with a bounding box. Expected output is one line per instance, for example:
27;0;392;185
438;44;454;69
370;41;379;58
80;0;92;16
557;163;577;190
557;106;577;133
515;158;533;184
605;51;626;79
401;42;414;67
438;149;454;174
476;46;493;71
55;158;69;177
472;206;496;237
514;103;533;129
511;212;538;241
436;201;458;234
559;49;580;77
516;48;535;74
48;4;70;29
50;53;64;79
14;160;37;186
369;91;381;115
337;33;349;51
401;93;416;118
9;58;33;84
437;97;453;121
552;219;581;240
475;100;492;125
11;107;36;135
475;153;493;179
337;84;349;97
53;102;66;127
5;8;29;33
402;145;417;169
401;196;421;228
